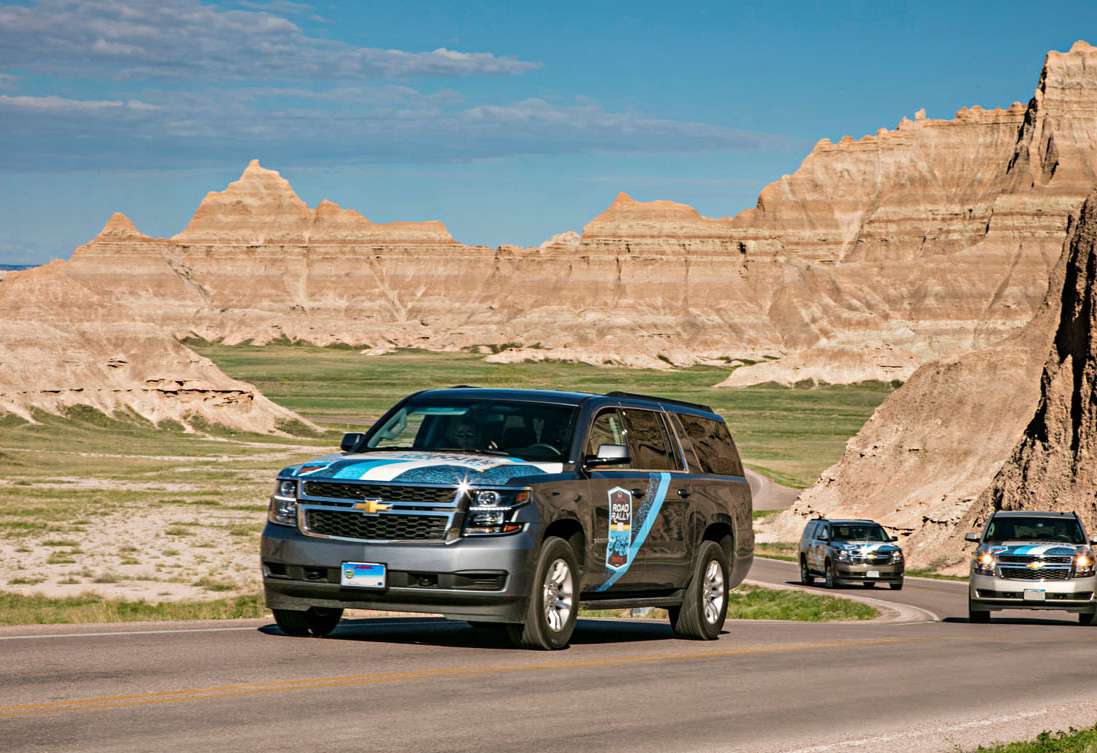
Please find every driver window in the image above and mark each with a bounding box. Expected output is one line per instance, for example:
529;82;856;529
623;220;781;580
586;409;631;468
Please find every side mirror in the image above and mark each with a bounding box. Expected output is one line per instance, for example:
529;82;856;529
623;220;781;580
890;535;900;542
1090;538;1097;546
341;432;367;453
584;443;631;468
964;532;981;543
817;531;829;542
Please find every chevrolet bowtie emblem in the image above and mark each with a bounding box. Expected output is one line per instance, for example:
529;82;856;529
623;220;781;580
1028;560;1043;569
355;499;390;514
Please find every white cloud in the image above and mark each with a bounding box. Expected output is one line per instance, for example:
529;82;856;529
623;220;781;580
0;0;539;80
0;94;159;112
0;71;16;88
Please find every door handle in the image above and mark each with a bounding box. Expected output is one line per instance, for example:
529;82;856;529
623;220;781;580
677;488;691;498
630;488;646;498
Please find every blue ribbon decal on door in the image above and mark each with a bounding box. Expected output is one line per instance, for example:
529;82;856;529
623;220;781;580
595;472;672;591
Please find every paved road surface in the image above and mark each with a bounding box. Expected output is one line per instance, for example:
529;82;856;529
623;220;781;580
3;559;1095;753
745;469;800;510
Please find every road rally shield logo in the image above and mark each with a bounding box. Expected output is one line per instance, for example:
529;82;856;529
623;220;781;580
606;487;633;570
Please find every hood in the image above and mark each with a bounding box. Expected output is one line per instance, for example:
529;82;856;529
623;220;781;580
281;450;565;486
836;541;901;554
982;543;1087;557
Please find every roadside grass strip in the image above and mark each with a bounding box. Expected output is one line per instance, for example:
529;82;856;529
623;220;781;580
0;592;265;625
969;726;1097;752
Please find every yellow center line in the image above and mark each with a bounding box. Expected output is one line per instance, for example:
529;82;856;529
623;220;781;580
0;636;920;719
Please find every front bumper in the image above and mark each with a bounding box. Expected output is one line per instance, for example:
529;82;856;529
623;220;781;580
834;561;904;584
970;572;1097;612
261;522;539;623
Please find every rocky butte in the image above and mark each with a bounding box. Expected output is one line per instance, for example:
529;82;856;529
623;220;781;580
5;42;1097;435
766;186;1097;568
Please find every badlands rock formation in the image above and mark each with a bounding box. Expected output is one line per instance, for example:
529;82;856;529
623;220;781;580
7;42;1097;430
767;188;1097;568
0;227;306;433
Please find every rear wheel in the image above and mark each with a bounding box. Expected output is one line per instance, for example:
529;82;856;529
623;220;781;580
273;607;343;637
669;540;729;640
799;557;814;586
968;601;990;623
824;559;836;589
506;536;578;650
1078;612;1095;626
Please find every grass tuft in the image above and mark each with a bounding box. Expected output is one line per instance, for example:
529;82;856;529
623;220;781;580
0;591;265;625
969;726;1097;752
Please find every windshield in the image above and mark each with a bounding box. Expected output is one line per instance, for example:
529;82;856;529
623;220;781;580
984;517;1086;545
830;524;890;542
365;399;579;462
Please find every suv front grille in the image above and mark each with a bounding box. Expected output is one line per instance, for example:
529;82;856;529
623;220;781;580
998;555;1073;564
305;509;448;541
303;481;457;504
998;566;1072;581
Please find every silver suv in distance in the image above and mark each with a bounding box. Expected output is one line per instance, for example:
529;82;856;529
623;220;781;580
966;511;1097;624
798;518;904;590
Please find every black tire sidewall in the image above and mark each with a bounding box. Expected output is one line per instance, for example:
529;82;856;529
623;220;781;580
526;537;580;649
694;541;730;639
825;560;835;588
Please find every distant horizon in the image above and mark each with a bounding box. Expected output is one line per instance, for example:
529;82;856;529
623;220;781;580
3;0;1097;264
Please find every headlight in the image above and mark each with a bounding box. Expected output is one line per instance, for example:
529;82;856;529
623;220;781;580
837;548;850;562
462;489;530;536
892;550;904;562
268;478;298;526
1076;552;1095;577
974;551;996;576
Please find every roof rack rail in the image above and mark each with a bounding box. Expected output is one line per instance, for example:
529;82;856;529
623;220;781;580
605;391;714;413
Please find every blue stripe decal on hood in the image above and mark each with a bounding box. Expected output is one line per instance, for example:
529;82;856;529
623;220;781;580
329;459;405;479
595;473;671;592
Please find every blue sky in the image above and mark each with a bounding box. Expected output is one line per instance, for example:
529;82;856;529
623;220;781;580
2;0;1096;263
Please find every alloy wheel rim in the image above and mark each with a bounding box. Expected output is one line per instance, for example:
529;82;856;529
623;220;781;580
702;560;725;624
543;558;574;633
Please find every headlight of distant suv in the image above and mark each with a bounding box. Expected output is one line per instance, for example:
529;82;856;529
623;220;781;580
891;549;904;563
837;547;851;562
268;478;298;526
462;488;531;536
1076;550;1096;577
973;551;996;576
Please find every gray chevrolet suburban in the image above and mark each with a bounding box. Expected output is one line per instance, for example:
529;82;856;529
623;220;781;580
261;388;753;649
798;518;904;589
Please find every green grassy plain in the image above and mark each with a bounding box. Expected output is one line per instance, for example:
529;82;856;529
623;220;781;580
192;344;894;489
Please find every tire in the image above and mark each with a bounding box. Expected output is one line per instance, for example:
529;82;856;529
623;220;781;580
506;536;579;650
889;580;904;591
1079;612;1095;626
824;559;836;589
799;557;815;586
968;601;991;623
863;581;876;589
669;540;729;640
273;607;343;637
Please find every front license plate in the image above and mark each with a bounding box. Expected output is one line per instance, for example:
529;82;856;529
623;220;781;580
341;562;386;589
1023;589;1046;602
866;570;880;579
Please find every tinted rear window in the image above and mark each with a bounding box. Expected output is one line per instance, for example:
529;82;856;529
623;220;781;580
676;413;743;476
622;409;679;471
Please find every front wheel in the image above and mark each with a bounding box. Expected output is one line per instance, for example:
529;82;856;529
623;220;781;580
506;536;579;650
799;557;814;586
889;580;904;591
272;607;343;637
669;541;729;640
1079;611;1095;626
968;601;990;623
824;559;836;589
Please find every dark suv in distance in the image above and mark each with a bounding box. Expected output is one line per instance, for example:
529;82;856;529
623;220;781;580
798;518;904;590
261;388;754;650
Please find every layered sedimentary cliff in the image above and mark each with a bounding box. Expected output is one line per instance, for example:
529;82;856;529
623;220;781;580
766;187;1097;568
7;42;1097;432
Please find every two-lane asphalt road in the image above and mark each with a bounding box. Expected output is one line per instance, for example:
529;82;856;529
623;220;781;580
3;561;1095;753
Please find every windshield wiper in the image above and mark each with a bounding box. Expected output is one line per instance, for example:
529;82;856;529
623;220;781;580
433;447;513;457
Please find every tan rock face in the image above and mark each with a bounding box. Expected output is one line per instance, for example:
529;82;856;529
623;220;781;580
9;42;1097;432
765;187;1097;569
